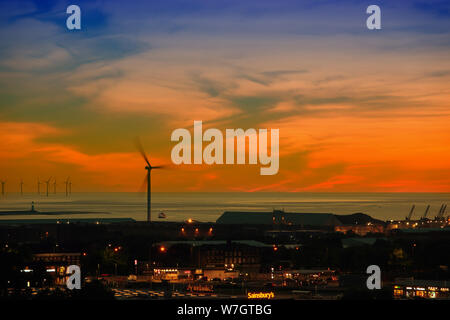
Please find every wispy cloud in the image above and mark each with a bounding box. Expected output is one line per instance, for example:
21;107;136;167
0;0;449;191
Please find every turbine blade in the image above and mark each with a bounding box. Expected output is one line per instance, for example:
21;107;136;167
135;137;151;167
138;174;148;194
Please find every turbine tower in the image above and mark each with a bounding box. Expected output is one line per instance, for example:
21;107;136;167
37;177;42;195
65;177;70;197
0;180;5;196
136;138;164;222
53;178;57;194
45;177;52;197
20;179;24;196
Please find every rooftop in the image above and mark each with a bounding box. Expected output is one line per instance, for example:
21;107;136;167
217;210;341;226
153;240;272;248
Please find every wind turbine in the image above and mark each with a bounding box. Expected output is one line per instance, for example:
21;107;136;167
135;138;164;222
37;177;42;195
45;177;52;197
53;178;57;194
20;179;24;196
0;180;5;196
64;177;70;197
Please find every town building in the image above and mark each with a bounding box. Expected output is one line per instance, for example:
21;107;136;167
393;279;450;299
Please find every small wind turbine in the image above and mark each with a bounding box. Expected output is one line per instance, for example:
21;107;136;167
0;180;6;196
135;138;165;222
53;178;57;194
45;177;52;197
37;177;42;195
20;179;24;196
64;177;70;197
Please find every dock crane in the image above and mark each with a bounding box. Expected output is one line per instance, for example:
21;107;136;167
436;204;443;219
438;204;447;219
422;205;430;219
406;204;415;220
434;204;447;220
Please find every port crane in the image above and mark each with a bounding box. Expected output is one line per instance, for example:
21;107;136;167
436;204;447;220
406;204;415;220
422;205;430;219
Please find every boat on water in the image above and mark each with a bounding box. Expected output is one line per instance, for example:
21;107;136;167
158;212;167;219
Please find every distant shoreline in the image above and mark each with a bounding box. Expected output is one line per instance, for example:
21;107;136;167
0;210;109;216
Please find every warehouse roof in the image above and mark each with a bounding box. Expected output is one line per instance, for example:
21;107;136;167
216;211;341;227
153;240;271;248
342;237;379;248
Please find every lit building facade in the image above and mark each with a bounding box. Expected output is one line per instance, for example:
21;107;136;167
393;279;450;300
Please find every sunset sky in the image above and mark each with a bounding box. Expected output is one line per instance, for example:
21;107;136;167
0;0;449;192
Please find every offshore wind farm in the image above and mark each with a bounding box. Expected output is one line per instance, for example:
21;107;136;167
0;191;448;223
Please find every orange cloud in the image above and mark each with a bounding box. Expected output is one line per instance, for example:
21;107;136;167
264;110;450;192
0;121;154;191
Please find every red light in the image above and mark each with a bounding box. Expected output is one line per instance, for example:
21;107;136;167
160;246;166;252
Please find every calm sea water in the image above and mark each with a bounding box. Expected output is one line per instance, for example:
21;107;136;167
0;192;449;222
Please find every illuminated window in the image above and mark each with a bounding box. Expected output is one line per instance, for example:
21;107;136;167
393;289;403;296
416;291;425;297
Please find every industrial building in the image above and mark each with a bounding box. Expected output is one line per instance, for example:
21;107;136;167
216;210;342;227
216;210;385;233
